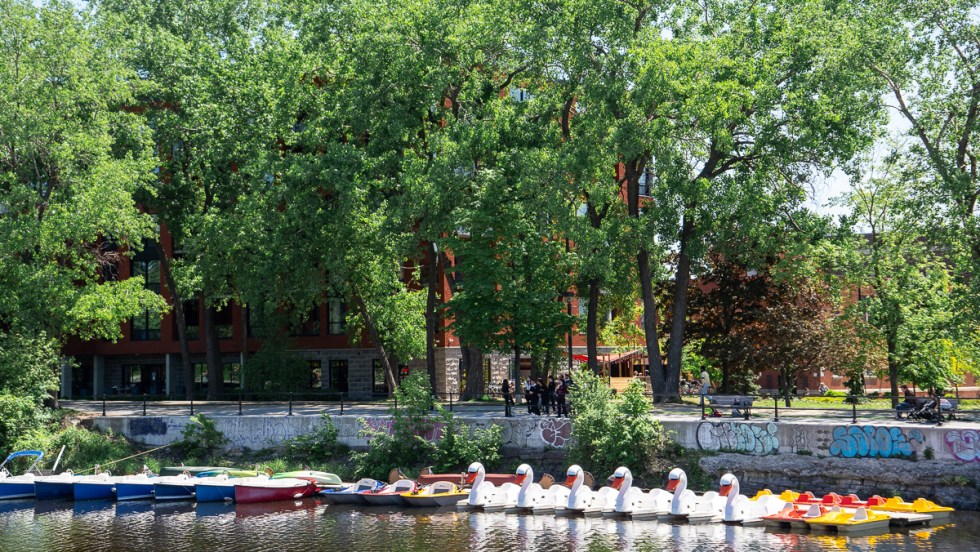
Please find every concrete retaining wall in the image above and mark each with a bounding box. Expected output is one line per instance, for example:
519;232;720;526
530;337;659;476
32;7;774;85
89;414;980;466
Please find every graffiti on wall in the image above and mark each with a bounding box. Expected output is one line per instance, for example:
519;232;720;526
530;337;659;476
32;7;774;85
696;422;779;454
828;426;923;458
944;429;979;463
540;418;571;448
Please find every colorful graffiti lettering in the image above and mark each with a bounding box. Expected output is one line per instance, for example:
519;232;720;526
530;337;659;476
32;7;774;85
828;426;923;458
361;417;445;441
696;422;779;454
944;429;980;463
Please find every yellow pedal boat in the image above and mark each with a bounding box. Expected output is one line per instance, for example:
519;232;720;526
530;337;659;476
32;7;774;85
401;480;469;507
870;496;954;521
749;489;800;503
804;506;891;534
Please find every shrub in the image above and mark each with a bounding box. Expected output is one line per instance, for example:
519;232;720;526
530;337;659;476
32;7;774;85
48;426;146;475
567;370;669;479
285;413;346;464
174;414;228;461
351;370;502;479
432;407;501;473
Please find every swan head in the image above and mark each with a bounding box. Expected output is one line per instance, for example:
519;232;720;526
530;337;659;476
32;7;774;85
719;473;737;497
564;465;583;487
665;468;686;492
464;462;484;485
514;464;532;486
610;467;630;490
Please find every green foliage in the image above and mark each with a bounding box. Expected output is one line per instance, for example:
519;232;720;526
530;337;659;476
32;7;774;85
567;370;669;479
432;406;502;474
174;414;228;461
242;332;310;395
47;426;145;475
352;370;501;480
284;413;346;464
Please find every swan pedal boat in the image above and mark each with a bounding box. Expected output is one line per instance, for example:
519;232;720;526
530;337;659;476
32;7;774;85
501;464;567;515
554;465;608;517
458;462;521;512
599;467;671;521
360;479;418;506
402;480;469;507
659;468;724;523
717;473;788;526
804;505;892;535
320;478;384;505
0;451;46;500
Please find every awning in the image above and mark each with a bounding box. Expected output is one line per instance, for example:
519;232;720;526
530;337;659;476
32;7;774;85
572;350;645;364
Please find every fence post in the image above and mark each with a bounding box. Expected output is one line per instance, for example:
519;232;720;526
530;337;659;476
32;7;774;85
190;396;194;416
102;394;106;417
449;392;454;412
340;392;344;415
700;394;706;420
288;392;293;416
238;391;243;416
851;399;857;424
142;394;147;416
773;396;780;422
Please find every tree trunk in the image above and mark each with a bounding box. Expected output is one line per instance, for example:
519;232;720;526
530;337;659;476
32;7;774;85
887;326;900;408
783;365;792;407
462;346;485;400
202;295;223;401
638;248;665;400
438;251;484;400
425;246;438;396
665;214;695;401
159;250;193;400
355;294;397;396
587;278;600;374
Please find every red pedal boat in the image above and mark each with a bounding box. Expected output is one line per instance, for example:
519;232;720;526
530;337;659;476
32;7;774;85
233;478;318;504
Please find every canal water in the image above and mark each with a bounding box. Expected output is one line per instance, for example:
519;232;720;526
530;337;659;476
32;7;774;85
0;498;977;552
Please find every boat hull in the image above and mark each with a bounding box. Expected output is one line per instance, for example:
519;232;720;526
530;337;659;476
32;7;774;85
234;482;318;504
320;492;368;505
361;493;408;507
74;482;115;501
154;482;196;501
196;484;236;503
116;481;155;501
403;494;469;507
35;480;74;500
0;481;35;500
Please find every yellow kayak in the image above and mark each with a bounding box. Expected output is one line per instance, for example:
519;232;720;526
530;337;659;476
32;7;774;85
401;480;469;507
870;496;954;521
805;506;891;534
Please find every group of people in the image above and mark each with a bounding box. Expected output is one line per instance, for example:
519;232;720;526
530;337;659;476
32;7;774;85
499;374;572;418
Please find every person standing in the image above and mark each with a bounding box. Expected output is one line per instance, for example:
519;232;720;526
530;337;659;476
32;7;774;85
524;377;533;414
700;369;711;409
501;379;515;417
555;375;568;418
547;376;558;416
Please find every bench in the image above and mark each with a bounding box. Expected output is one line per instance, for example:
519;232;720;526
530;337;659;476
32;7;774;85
708;395;753;418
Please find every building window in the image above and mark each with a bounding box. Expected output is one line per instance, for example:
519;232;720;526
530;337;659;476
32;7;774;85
121;365;142;391
509;87;533;102
310;360;322;389
246;306;264;338
224;363;241;387
294;306;320;337
373;359;388;396
210;306;233;339
329;359;348;393
131;258;161;340
327;297;345;335
638;167;653;197
194;363;208;387
173;300;200;340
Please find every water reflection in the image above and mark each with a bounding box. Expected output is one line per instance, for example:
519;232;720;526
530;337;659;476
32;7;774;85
0;497;973;552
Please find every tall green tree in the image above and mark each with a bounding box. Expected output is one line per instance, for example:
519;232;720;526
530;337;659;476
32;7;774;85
0;0;164;344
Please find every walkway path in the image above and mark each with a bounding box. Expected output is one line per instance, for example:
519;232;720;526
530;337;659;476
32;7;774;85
61;399;978;428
